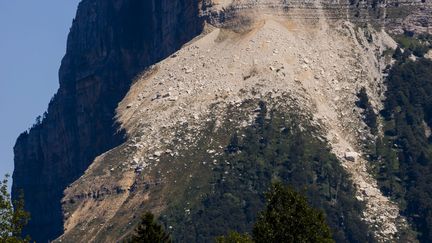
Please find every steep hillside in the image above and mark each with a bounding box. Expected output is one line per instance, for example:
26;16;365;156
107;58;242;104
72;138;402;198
59;11;407;242
12;0;432;242
372;43;432;242
12;0;203;241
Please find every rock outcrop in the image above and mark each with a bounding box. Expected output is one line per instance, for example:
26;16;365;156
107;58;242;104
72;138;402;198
13;0;431;242
12;0;203;241
204;0;432;34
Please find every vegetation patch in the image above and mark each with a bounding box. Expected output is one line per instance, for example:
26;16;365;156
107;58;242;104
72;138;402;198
159;99;374;243
371;46;432;241
394;33;432;57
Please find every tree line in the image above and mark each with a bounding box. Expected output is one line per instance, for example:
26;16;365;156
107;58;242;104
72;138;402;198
129;183;333;243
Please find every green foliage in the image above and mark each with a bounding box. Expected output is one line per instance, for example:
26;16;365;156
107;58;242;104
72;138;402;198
217;183;333;243
129;212;171;243
216;231;253;243
374;56;432;242
394;34;432;58
252;183;334;243
162;101;374;242
0;175;30;243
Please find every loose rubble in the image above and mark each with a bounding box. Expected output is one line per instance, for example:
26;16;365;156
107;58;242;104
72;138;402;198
61;9;407;242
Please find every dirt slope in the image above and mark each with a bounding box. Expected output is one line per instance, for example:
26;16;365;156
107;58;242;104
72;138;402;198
57;9;408;243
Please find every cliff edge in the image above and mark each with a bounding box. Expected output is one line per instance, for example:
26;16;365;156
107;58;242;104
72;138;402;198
12;0;203;241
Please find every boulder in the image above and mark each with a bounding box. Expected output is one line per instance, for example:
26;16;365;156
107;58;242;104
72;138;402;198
154;151;163;157
425;50;432;60
345;151;359;162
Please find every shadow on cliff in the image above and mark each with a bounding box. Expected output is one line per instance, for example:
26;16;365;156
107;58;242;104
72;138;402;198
12;0;204;241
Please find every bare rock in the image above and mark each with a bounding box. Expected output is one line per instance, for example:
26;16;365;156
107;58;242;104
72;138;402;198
345;151;359;162
425;50;432;60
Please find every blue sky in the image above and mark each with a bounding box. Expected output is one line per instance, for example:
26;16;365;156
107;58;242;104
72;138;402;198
0;1;80;185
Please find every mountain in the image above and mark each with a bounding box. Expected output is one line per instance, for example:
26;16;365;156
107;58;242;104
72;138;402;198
12;0;431;242
12;0;203;241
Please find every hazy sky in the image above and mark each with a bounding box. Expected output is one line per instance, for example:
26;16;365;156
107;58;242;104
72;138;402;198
0;1;80;184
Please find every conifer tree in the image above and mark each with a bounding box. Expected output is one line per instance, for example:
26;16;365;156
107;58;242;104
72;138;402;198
129;212;171;243
217;183;334;243
0;174;30;243
252;183;334;243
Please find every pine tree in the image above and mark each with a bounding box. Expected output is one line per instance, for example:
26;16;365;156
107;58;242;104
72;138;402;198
252;183;334;243
0;174;30;243
129;212;171;243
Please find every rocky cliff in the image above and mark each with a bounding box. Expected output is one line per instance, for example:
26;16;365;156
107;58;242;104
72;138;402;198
12;0;203;241
13;0;431;242
205;0;432;33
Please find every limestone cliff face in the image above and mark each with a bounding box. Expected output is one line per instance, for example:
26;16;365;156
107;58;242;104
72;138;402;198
205;0;431;34
13;0;431;242
12;0;203;241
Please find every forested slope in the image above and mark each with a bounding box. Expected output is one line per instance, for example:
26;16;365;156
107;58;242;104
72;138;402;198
371;35;432;242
